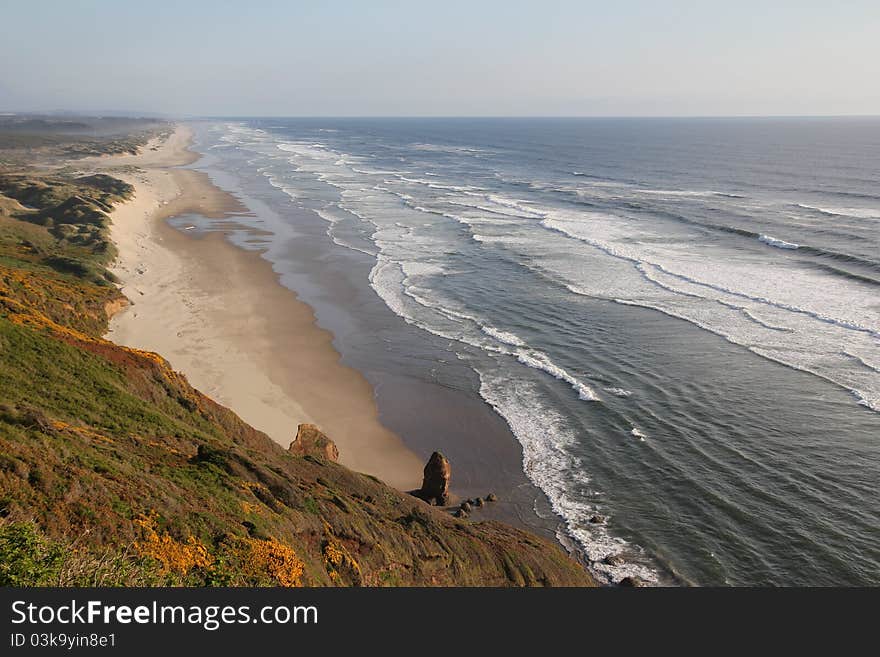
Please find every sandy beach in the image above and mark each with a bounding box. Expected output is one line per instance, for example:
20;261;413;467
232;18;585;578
85;125;423;491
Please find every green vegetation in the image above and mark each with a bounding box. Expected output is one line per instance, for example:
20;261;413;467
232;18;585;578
0;136;593;588
0;116;170;164
0;170;133;285
0;521;162;586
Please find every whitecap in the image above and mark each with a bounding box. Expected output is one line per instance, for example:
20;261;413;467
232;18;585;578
604;387;633;397
759;234;799;250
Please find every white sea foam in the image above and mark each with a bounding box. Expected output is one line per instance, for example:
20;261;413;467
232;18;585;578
362;243;606;406
398;175;482;192
409;142;487;154
533;206;880;412
401;261;447;279
759;234;799;250
842;351;880;374
447;199;537;219
350;167;410;175
795;204;880;219
604;387;633;397
514;351;600;401
475;369;658;584
486;194;547;218
635;188;716;197
481;326;527;347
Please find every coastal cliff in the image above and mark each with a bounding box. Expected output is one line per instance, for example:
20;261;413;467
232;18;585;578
0;129;594;587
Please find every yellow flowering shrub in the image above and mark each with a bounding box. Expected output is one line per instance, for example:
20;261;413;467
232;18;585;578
242;537;304;587
322;536;361;586
134;513;213;575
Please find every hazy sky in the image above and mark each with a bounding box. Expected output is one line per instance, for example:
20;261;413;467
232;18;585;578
2;0;879;116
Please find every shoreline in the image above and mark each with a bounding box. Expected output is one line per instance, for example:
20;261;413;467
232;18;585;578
90;125;424;491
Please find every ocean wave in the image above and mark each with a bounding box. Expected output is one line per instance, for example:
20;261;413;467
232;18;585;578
797;239;880;271
368;256;604;404
475;369;658;584
486;194;548;218
608;294;880;413
807;262;880;287
532;207;880;384
759;234;800;250
409;142;487;154
398;175;483;192
813;190;880;203
841;351;880;375
555;241;880;415
739;309;795;333
310;208;377;256
604;387;633;397
794;204;880;220
350;167;410;175
470;233;520;245
312;207;340;223
401;261;447;279
396;198;514;228
644;261;880;339
515;351;600;402
276;141;335;160
447;199;538;220
540;214;636;262
635;188;717;197
481;325;527;347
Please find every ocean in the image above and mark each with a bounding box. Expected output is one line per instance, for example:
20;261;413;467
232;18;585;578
185;117;880;586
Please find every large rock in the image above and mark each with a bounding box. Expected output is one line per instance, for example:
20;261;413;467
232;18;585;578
288;423;339;462
603;554;625;567
619;576;646;587
412;451;451;506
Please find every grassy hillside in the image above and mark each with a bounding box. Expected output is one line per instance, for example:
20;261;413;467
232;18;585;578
0;165;594;587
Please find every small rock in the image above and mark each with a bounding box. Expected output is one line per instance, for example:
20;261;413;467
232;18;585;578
474;497;484;507
603;554;625;567
619;576;645;587
589;514;605;524
460;501;472;512
454;508;469;519
486;493;497;502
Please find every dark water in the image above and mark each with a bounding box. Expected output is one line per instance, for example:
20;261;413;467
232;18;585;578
190;118;880;586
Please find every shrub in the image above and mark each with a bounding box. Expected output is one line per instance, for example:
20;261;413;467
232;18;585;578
0;521;65;585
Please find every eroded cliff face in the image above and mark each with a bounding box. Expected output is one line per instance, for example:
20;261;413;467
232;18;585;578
0;168;594;587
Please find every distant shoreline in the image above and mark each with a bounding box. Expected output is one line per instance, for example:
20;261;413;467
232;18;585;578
92;124;424;491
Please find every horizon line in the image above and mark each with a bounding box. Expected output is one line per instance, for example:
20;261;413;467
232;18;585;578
4;110;880;121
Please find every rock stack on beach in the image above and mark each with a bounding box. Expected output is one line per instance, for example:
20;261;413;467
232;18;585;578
411;451;451;506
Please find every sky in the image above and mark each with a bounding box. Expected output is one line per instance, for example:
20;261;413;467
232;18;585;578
2;0;879;117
